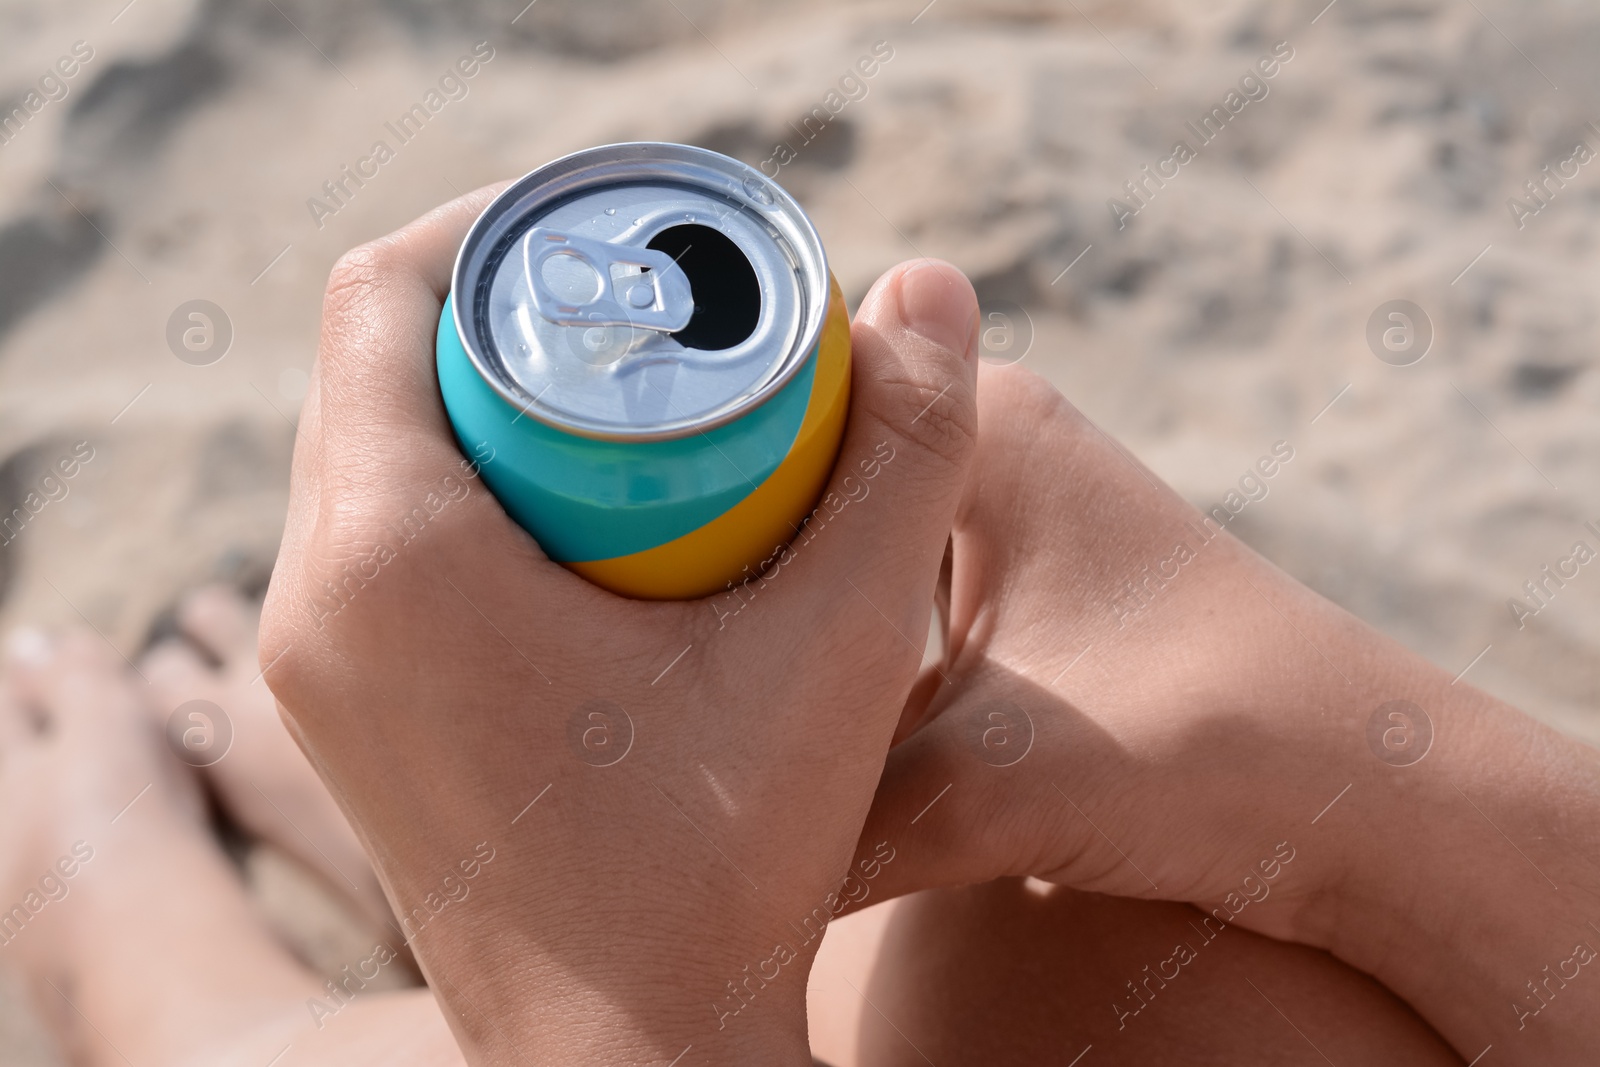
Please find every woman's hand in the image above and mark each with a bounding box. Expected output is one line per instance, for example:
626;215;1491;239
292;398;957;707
848;363;1600;1060
258;187;981;1067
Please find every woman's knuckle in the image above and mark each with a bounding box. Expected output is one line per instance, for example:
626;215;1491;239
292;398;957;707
892;378;977;469
326;242;392;301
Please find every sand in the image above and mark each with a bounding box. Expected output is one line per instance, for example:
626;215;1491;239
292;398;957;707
2;0;1597;1061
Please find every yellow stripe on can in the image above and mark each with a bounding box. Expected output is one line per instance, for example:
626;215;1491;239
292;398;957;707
569;276;852;600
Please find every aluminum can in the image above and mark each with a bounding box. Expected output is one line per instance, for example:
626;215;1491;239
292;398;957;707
436;142;851;599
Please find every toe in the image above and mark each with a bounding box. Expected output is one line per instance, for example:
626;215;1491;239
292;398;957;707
3;626;59;736
8;629;142;737
3;626;53;667
67;631;134;703
143;639;220;717
177;585;260;669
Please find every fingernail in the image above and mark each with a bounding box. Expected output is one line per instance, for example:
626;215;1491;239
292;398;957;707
896;260;977;359
4;627;53;667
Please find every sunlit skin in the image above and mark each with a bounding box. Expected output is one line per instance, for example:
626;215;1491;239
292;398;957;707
256;186;986;1067
0;602;1452;1067
845;361;1600;1062
259;191;1560;1064
0;192;1595;1066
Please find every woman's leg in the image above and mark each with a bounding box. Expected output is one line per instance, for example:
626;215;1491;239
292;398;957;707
810;878;1463;1066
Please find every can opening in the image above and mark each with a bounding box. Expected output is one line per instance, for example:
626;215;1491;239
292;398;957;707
646;224;761;351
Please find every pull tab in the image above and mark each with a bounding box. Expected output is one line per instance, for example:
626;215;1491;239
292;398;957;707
523;227;695;332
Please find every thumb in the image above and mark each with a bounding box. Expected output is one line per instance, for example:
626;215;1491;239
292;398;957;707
740;260;980;664
839;706;1029;910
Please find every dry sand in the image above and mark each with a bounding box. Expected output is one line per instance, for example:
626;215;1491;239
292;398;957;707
2;0;1598;1061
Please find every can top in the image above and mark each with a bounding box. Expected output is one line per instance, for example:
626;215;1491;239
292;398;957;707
452;143;831;441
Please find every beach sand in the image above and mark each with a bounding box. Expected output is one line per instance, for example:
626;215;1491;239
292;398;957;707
2;0;1596;1060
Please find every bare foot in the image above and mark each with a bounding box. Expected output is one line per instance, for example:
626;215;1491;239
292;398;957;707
0;628;320;1066
142;586;392;929
0;627;465;1067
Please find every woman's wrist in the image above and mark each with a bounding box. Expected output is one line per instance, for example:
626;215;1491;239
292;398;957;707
414;913;818;1067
